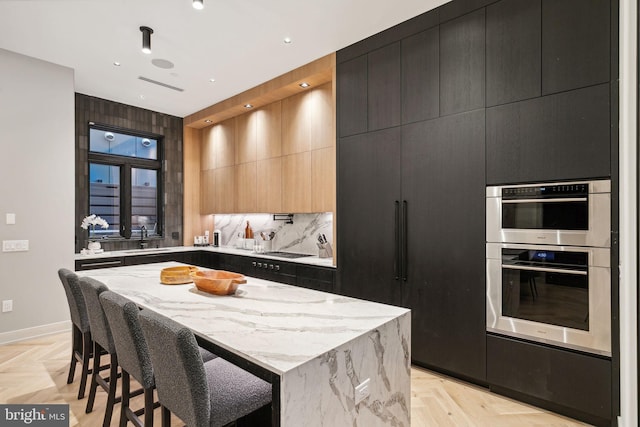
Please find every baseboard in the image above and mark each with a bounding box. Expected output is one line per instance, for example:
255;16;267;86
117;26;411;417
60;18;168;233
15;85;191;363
0;320;71;346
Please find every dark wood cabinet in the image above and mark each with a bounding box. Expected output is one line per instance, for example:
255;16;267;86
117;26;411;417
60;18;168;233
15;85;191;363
367;42;401;131
541;0;610;95
296;265;335;293
439;8;485;116
337;55;368;137
401;27;439;124
487;334;612;426
486;0;541;106
486;83;611;184
337;128;402;306
401;110;486;382
243;257;296;285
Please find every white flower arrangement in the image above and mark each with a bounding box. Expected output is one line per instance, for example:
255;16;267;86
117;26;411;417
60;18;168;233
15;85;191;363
80;214;109;232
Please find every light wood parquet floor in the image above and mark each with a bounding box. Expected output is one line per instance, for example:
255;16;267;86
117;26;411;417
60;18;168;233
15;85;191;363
0;332;591;426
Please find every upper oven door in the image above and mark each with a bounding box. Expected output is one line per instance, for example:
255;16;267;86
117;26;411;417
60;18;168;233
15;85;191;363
487;180;610;247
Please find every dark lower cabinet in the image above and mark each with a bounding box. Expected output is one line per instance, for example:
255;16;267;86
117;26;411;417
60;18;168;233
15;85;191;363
123;252;195;266
296;265;335;293
75;256;124;271
487;334;612;427
243;258;296;285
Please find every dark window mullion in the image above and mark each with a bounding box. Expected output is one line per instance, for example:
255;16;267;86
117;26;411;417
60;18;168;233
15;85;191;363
122;164;132;239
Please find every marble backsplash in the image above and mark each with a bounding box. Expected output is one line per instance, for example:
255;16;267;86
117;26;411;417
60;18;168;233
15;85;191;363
214;213;333;255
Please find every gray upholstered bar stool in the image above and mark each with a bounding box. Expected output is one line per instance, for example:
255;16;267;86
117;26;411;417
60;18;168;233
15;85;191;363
78;277;120;427
138;309;272;427
99;291;156;427
58;268;93;399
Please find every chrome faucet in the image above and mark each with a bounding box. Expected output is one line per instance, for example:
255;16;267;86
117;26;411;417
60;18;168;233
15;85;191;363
140;225;148;249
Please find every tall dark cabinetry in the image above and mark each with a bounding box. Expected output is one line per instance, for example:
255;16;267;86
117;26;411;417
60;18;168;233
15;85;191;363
337;7;487;383
337;0;616;423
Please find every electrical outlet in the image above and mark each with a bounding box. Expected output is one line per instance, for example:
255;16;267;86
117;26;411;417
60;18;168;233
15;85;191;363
2;300;13;313
354;378;370;405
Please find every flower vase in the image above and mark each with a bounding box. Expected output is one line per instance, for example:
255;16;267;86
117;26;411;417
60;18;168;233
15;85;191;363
87;241;101;251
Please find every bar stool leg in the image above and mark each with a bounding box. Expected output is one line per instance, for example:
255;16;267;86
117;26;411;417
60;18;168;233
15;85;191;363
103;353;119;427
161;406;171;427
67;325;81;384
78;331;92;399
86;342;102;413
144;387;155;427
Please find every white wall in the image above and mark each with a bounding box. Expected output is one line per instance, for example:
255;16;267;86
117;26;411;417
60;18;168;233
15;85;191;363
0;49;75;341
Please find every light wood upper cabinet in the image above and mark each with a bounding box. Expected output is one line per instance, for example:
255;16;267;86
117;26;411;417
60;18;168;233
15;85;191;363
235;162;257;213
312;146;335;212
282;152;312;213
213;166;235;213
200;169;215;214
257;157;282;213
214;118;236;168
256;101;282;160
282;90;311;155
235;111;257;164
310;82;334;151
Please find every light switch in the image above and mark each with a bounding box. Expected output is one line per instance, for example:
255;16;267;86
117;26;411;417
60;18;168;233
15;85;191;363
6;213;15;225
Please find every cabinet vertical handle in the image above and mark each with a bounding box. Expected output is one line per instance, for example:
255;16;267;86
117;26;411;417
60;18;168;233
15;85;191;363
394;200;400;280
403;200;408;281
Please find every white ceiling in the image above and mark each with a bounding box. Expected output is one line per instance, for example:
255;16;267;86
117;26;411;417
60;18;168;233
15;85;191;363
0;0;449;118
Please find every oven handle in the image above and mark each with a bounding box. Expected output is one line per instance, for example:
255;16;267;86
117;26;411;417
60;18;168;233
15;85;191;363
501;197;587;204
502;264;587;276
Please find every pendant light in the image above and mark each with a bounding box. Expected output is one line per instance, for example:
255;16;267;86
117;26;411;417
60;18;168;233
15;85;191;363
140;26;154;54
193;0;204;10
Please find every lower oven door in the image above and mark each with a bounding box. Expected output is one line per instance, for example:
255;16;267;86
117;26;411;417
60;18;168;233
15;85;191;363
487;242;611;356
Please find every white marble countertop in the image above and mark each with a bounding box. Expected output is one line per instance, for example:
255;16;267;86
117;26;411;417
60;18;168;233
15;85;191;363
77;262;407;375
74;245;335;268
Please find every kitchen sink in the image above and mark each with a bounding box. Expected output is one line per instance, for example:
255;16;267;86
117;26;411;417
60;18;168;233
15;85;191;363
263;251;313;259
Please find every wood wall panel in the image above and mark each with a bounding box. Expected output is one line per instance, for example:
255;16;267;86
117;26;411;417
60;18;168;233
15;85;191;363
184;126;204;244
201;126;216;171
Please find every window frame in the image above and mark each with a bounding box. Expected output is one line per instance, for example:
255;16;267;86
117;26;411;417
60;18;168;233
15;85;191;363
87;123;164;240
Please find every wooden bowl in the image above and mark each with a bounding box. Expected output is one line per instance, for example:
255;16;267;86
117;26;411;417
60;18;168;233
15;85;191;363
190;270;246;295
160;266;199;285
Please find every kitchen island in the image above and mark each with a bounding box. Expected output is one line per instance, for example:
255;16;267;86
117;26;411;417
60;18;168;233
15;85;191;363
78;262;410;427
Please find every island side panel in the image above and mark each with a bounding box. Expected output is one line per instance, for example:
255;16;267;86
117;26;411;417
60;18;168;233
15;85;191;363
281;311;411;426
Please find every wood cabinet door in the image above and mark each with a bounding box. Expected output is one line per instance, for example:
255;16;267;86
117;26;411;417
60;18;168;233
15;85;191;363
541;0;610;95
337;127;402;306
486;83;611;184
402;27;439;124
235;162;257;213
235;111;257;164
486;0;541;106
257;157;282;213
200;169;215;214
213;166;235;213
402;110;486;382
439;8;486;115
256;101;282;160
282;152;312;213
367;42;401;131
337;55;368;137
311;146;335;213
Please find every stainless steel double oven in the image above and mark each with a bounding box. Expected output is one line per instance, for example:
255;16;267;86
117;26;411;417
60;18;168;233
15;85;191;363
486;180;611;356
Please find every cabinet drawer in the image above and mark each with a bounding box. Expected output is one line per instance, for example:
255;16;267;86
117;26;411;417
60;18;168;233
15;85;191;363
296;265;335;293
487;334;611;426
75;257;124;271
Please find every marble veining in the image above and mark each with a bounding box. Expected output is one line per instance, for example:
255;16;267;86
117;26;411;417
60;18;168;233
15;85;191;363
78;262;409;426
215;212;332;255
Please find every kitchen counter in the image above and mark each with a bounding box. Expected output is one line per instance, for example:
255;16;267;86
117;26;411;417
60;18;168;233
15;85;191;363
78;262;410;426
74;245;335;268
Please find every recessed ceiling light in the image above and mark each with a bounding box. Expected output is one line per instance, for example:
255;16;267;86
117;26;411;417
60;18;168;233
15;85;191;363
244;104;253;109
204;119;212;123
193;0;204;10
209;78;216;83
113;61;121;67
283;37;292;44
299;82;310;88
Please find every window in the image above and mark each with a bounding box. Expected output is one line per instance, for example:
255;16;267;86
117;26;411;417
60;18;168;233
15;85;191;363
88;125;162;240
